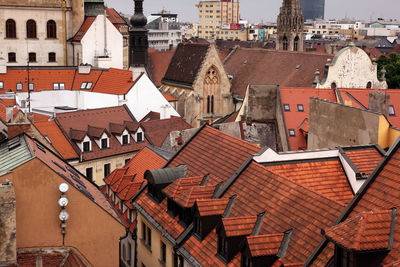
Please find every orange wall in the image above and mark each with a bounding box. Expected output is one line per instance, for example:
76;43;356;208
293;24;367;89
0;158;125;267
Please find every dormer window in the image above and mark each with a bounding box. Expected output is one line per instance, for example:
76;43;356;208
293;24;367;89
16;83;22;91
218;235;229;260
137;132;143;142
83;141;91;152
283;104;290;111
122;134;129;145
101;137;109;149
194;216;202;236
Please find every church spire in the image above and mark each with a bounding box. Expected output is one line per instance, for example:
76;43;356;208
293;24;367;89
276;0;304;51
129;0;148;68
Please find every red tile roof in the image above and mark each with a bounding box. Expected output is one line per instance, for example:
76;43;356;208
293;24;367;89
325;209;395;251
196;198;229;216
148;49;175;87
224;49;333;98
265;159;354;204
247;233;285;257
221;216;257;237
0;100;7;122
140;116;192;147
163;176;204;199
72;17;95;41
106;8;127;26
92;68;137;95
345;148;384;176
162;93;177;102
34;120;79;159
173;185;215;208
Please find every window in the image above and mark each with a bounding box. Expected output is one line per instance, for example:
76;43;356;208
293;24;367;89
86;167;93;181
137;132;143;142
217;235;228;258
104;163;111;178
289;129;296;137
29;83;34;91
366;81;372;88
122;134;129;145
83;141;91;152
26;19;37;38
207;95;214;113
53;83;65;90
80;82;92;89
6;19;16;38
8;52;16;63
282;36;288;50
47;20;57;38
283;104;290;111
294;36;299;51
16;83;22;91
0;82;3;90
160;241;166;263
101;138;108;149
297;104;304;112
48;52;56;62
194;216;202;236
142;222;152;249
125;158;130;164
389;105;395;116
28;52;36;63
331;82;337;89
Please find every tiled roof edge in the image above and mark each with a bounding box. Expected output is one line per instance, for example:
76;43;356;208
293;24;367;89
177;246;202;267
305;135;400;266
338;147;362;180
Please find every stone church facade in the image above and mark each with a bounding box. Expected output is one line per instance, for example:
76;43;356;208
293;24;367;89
160;43;233;127
276;0;304;51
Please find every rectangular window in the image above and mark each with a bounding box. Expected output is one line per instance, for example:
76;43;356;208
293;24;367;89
283;104;290;111
54;83;59;90
101;138;108;149
0;82;3;90
160;241;166;263
16;83;22;91
125;158;130;164
28;52;36;63
289;129;296;137
83;141;90;152
29;83;34;91
80;82;87;89
8;52;16;63
137;132;143;142
297;104;304;112
104;163;111;178
60;83;65;90
86;167;93;181
48;52;56;62
389;105;395;116
122;134;129;145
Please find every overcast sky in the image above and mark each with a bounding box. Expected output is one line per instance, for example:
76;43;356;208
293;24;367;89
104;0;400;23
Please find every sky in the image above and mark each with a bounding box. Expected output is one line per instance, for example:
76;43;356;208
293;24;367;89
104;0;400;24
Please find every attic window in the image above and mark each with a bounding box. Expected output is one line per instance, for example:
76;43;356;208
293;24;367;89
29;83;34;91
297;104;304;112
101;138;108;149
289;129;296;137
283;104;290;112
80;82;93;90
122;134;129;145
389;105;395;116
83;141;91;152
137;132;144;142
16;83;22;91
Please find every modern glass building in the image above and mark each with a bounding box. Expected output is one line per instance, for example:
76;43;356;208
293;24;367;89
300;0;325;20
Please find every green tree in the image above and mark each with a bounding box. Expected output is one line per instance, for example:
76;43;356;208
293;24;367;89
377;53;400;89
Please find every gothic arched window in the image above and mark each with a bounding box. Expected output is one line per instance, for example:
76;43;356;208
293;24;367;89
26;19;37;39
204;67;220;114
6;19;16;38
283;36;289;50
47;20;57;38
294;36;299;51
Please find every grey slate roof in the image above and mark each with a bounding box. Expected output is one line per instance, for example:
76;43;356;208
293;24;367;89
0;136;33;176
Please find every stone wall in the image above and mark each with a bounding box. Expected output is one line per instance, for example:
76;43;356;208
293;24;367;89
0;181;16;265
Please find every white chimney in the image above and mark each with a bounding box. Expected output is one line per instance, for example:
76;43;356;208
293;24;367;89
78;64;91;74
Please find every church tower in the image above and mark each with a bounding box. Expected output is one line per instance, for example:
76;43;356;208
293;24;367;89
129;0;148;68
276;0;304;51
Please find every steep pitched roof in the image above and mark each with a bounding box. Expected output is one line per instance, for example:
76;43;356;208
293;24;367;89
246;233;286;257
106;8;127;29
162;43;210;88
196;198;230;217
344;147;384;177
221;216;258;237
72;17;96;41
224;49;332;98
148;49;175;87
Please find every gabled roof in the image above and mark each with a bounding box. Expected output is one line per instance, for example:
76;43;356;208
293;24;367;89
162;43;210;88
325;209;396;251
221;216;258;237
72;17;96;41
163;176;204;199
173;185;215;208
224;49;332;98
246;233;285;257
148;49;175;87
196;198;230;217
106;8;127;28
343;147;384;177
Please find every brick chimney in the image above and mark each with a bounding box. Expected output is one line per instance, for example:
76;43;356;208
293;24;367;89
369;91;390;118
0;180;16;265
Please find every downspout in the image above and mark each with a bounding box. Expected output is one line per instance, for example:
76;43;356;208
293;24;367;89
62;0;68;65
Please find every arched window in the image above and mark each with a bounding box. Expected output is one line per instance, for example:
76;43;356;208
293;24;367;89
294;36;299;51
48;52;56;62
331;82;337;89
283;36;289;50
6;19;16;38
47;20;57;38
26;19;37;39
204;67;219;114
366;81;372;88
28;52;36;63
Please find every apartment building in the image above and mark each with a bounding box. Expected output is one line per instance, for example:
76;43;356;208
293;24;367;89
196;0;247;40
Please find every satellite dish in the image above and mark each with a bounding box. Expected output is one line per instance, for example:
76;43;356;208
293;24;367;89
59;183;69;193
59;210;70;221
58;197;69;207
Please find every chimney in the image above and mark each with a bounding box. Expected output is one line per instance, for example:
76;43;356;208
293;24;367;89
369;91;390;117
78;64;91;74
0;180;16;265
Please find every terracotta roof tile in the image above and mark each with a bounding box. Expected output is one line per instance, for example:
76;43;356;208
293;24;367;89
162;176;204;199
72;17;95;41
196;198;229;217
162;43;210;88
148;49;175;87
325;209;395;251
173;185;215;208
34;120;78;159
92;68;136;95
162;93;177;102
222;216;257;237
247;233;285;257
265;159;354;204
106;8;127;25
345;148;384;176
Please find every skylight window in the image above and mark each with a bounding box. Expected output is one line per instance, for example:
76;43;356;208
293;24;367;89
283;104;290;112
53;83;65;90
289;129;296;137
389;105;395;116
297;104;304;112
16;83;22;91
80;82;93;90
29;83;34;91
0;81;3;90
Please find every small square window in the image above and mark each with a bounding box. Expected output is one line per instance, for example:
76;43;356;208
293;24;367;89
101;138;108;149
8;52;16;63
389;105;395;116
16;83;23;91
283;104;290;111
0;82;3;90
29;83;34;91
297;104;304;112
289;129;296;137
